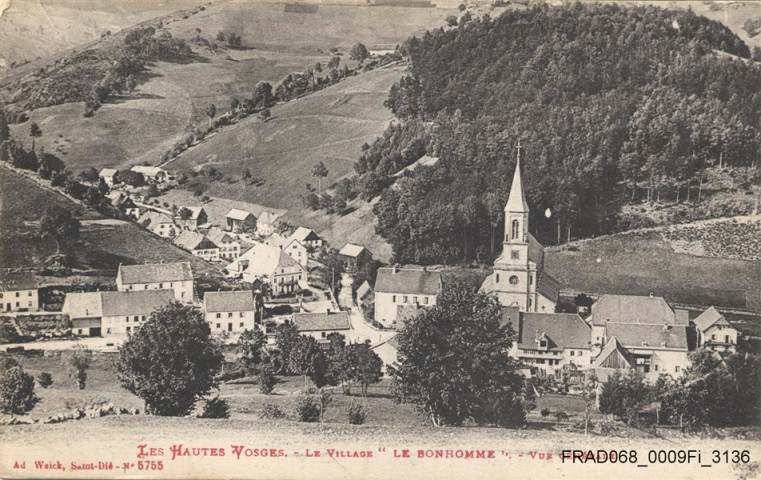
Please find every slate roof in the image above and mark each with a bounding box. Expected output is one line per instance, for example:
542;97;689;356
207;228;236;245
374;267;442;295
605;321;688;350
356;281;373;300
137;211;174;228
226;208;254;221
516;313;591;351
499;305;521;329
292;311;351;331
174;231;216;251
289;227;320;243
339;244;368;258
259;211;281;225
0;272;38;291
62;292;102;319
130;165;165;177
118;262;193;285
204;291;255;313
693;306;733;332
100;290;174;317
537;271;560;303
264;233;290;249
228;243;304;278
99;168;117;177
505;156;529;212
594;337;632;369
590;294;678;327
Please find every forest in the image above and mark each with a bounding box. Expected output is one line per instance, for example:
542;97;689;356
354;3;761;265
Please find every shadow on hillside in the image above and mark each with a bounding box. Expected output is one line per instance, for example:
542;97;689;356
107;93;165;105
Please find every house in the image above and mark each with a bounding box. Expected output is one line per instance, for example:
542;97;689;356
204;290;256;334
107;192;139;218
289;227;323;249
63;289;174;337
116;262;194;303
99;168;118;186
356;280;373;305
291;311;351;345
509;311;593;377
339;244;372;270
101;290;174;337
207;228;241;261
62;292;102;337
264;234;309;268
692;306;738;354
173;231;219;262
226;243;307;295
0;273;39;313
373;267;442;328
587;294;686;347
257;211;282;236
480;152;558;312
130;165;167;183
175;206;208;231
226;209;257;233
137;211;177;238
587;295;690;380
371;336;400;374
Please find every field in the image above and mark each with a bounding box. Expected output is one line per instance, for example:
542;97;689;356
544;221;761;313
2;352;760;480
0;165;217;276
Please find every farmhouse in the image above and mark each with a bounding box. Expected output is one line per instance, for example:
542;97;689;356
588;294;690;380
509;311;593;376
173;231;219;262
339;244;372;270
266;234;309;268
374;267;442;328
289;227;323;249
130;165;167;182
116;262;194;303
226;243;306;295
99;168;118;186
692;306;738;354
257;211;282;236
175;206;208;231
107;192;139;218
0;272;39;313
137;211;177;238
203;290;257;334
63;289;174;337
207;228;241;261
291;311;351;344
226;209;256;233
480;153;559;312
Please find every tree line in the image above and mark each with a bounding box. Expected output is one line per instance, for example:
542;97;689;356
353;3;761;264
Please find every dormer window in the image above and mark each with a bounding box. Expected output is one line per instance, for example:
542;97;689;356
539;339;547;348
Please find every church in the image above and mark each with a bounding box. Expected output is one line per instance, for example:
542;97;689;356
480;150;559;312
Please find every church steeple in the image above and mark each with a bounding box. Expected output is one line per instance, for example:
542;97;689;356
505;143;529;214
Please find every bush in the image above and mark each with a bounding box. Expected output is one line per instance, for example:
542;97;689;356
259;403;286;420
347;402;367;425
554;411;570;422
37;372;53;388
0;363;39;414
199;396;230;419
540;408;550;417
296;395;320;422
259;367;276;394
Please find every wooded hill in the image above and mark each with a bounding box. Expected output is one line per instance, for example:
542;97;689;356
356;3;761;265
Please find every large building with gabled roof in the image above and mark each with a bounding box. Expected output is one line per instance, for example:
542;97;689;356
203;290;256;334
692;306;738;354
116;262;194;303
480;148;559;312
0;272;39;313
374;266;442;328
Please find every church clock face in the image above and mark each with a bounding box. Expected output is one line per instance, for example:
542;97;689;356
509;275;519;285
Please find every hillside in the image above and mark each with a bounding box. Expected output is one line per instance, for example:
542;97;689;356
0;165;217;277
3;1;456;171
545;216;761;313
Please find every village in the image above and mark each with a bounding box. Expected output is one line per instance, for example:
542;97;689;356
0;157;741;383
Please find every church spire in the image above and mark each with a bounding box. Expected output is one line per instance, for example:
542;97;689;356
505;142;529;213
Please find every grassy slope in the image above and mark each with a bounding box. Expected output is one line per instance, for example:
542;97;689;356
0;165;217;276
544;224;761;313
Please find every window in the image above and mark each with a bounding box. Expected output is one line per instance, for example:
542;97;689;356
28;301;32;307
495;274;500;283
509;276;519;285
78;329;83;335
392;295;396;303
129;285;134;290
228;312;233;318
15;302;19;307
240;323;244;328
170;283;173;288
725;335;731;344
134;316;139;322
413;296;418;304
712;334;716;340
511;250;520;260
0;293;3;299
28;291;32;297
539;340;547;348
321;332;327;338
403;296;408;303
216;323;221;329
159;283;163;289
240;312;244;318
106;328;111;334
529;274;533;285
181;291;186;298
142;316;146;322
675;366;681;373
144;285;148;290
570;351;575;356
654;365;659;372
423;297;429;305
216;313;221;319
127;327;132;333
15;292;19;297
511;219;519;240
